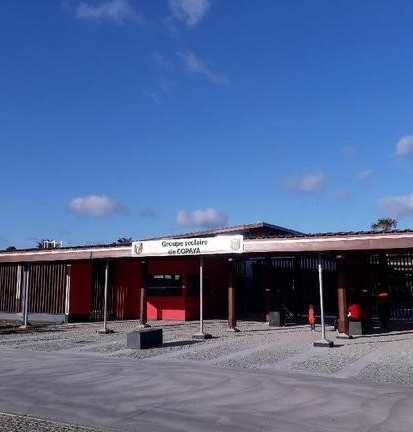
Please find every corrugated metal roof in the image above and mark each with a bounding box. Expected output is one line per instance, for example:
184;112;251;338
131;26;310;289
249;228;413;240
142;221;302;240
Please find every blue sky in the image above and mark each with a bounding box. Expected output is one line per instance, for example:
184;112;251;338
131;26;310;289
1;0;413;248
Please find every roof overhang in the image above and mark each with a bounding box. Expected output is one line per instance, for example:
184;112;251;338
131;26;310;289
1;232;413;264
244;232;413;254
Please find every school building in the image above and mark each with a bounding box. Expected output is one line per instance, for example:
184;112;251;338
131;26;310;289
1;221;413;335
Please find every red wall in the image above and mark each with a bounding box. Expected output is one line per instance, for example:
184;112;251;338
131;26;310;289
113;261;140;319
147;259;197;320
147;258;228;321
205;259;228;318
69;262;92;318
68;258;229;322
185;259;228;320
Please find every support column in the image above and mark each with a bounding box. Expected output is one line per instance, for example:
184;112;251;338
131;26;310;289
314;256;334;347
263;257;271;322
336;255;349;336
20;265;30;329
97;260;114;334
193;256;211;339
139;260;149;328
228;258;239;332
64;264;71;324
15;265;22;313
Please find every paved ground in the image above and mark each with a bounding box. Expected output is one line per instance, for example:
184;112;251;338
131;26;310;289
1;319;413;431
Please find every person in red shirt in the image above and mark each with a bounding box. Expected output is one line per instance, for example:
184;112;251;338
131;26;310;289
347;303;362;320
308;304;315;331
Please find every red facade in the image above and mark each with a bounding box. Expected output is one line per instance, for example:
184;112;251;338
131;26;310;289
70;263;92;319
68;258;228;322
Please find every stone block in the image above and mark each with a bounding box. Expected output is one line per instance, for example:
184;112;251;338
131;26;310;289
127;328;163;349
269;311;284;327
349;320;363;336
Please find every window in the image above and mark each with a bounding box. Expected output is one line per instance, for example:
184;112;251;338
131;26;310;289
147;274;182;297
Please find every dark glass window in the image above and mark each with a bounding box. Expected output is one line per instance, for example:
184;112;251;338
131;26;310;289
188;274;211;296
147;274;182;297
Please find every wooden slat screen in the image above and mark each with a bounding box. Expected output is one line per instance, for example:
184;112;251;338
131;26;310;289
28;264;66;314
0;264;19;313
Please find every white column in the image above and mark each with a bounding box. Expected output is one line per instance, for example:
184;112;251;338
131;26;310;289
193;256;211;339
314;256;334;347
20;265;30;328
97;261;113;334
64;264;71;323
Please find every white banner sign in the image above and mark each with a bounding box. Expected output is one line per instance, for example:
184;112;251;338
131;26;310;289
131;235;243;257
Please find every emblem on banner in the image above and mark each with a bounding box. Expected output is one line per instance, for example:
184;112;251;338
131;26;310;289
230;238;241;251
133;242;143;255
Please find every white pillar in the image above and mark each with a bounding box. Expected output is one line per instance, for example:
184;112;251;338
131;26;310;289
16;265;22;312
314;256;334;348
97;261;113;334
64;264;71;323
193;256;211;339
318;261;326;341
20;265;30;328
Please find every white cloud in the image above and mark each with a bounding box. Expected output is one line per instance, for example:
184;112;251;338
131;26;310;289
169;0;210;27
177;51;228;85
69;195;128;216
176;208;227;228
335;188;350;200
379;193;413;219
74;0;143;24
286;171;325;193
357;169;373;181
395;135;413;157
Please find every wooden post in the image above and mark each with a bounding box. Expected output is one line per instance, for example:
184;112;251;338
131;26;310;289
139;261;149;327
228;258;239;332
336;255;348;335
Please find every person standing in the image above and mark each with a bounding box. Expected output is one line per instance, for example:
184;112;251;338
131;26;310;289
308;304;316;331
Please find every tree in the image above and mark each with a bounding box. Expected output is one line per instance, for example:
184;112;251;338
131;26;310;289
371;218;397;231
116;237;132;244
6;246;16;251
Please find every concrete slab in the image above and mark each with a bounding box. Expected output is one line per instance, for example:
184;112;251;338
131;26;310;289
0;348;413;432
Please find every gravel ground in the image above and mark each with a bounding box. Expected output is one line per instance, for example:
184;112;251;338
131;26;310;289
217;343;303;369
293;342;378;375
2;319;413;386
0;412;117;432
357;348;413;385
